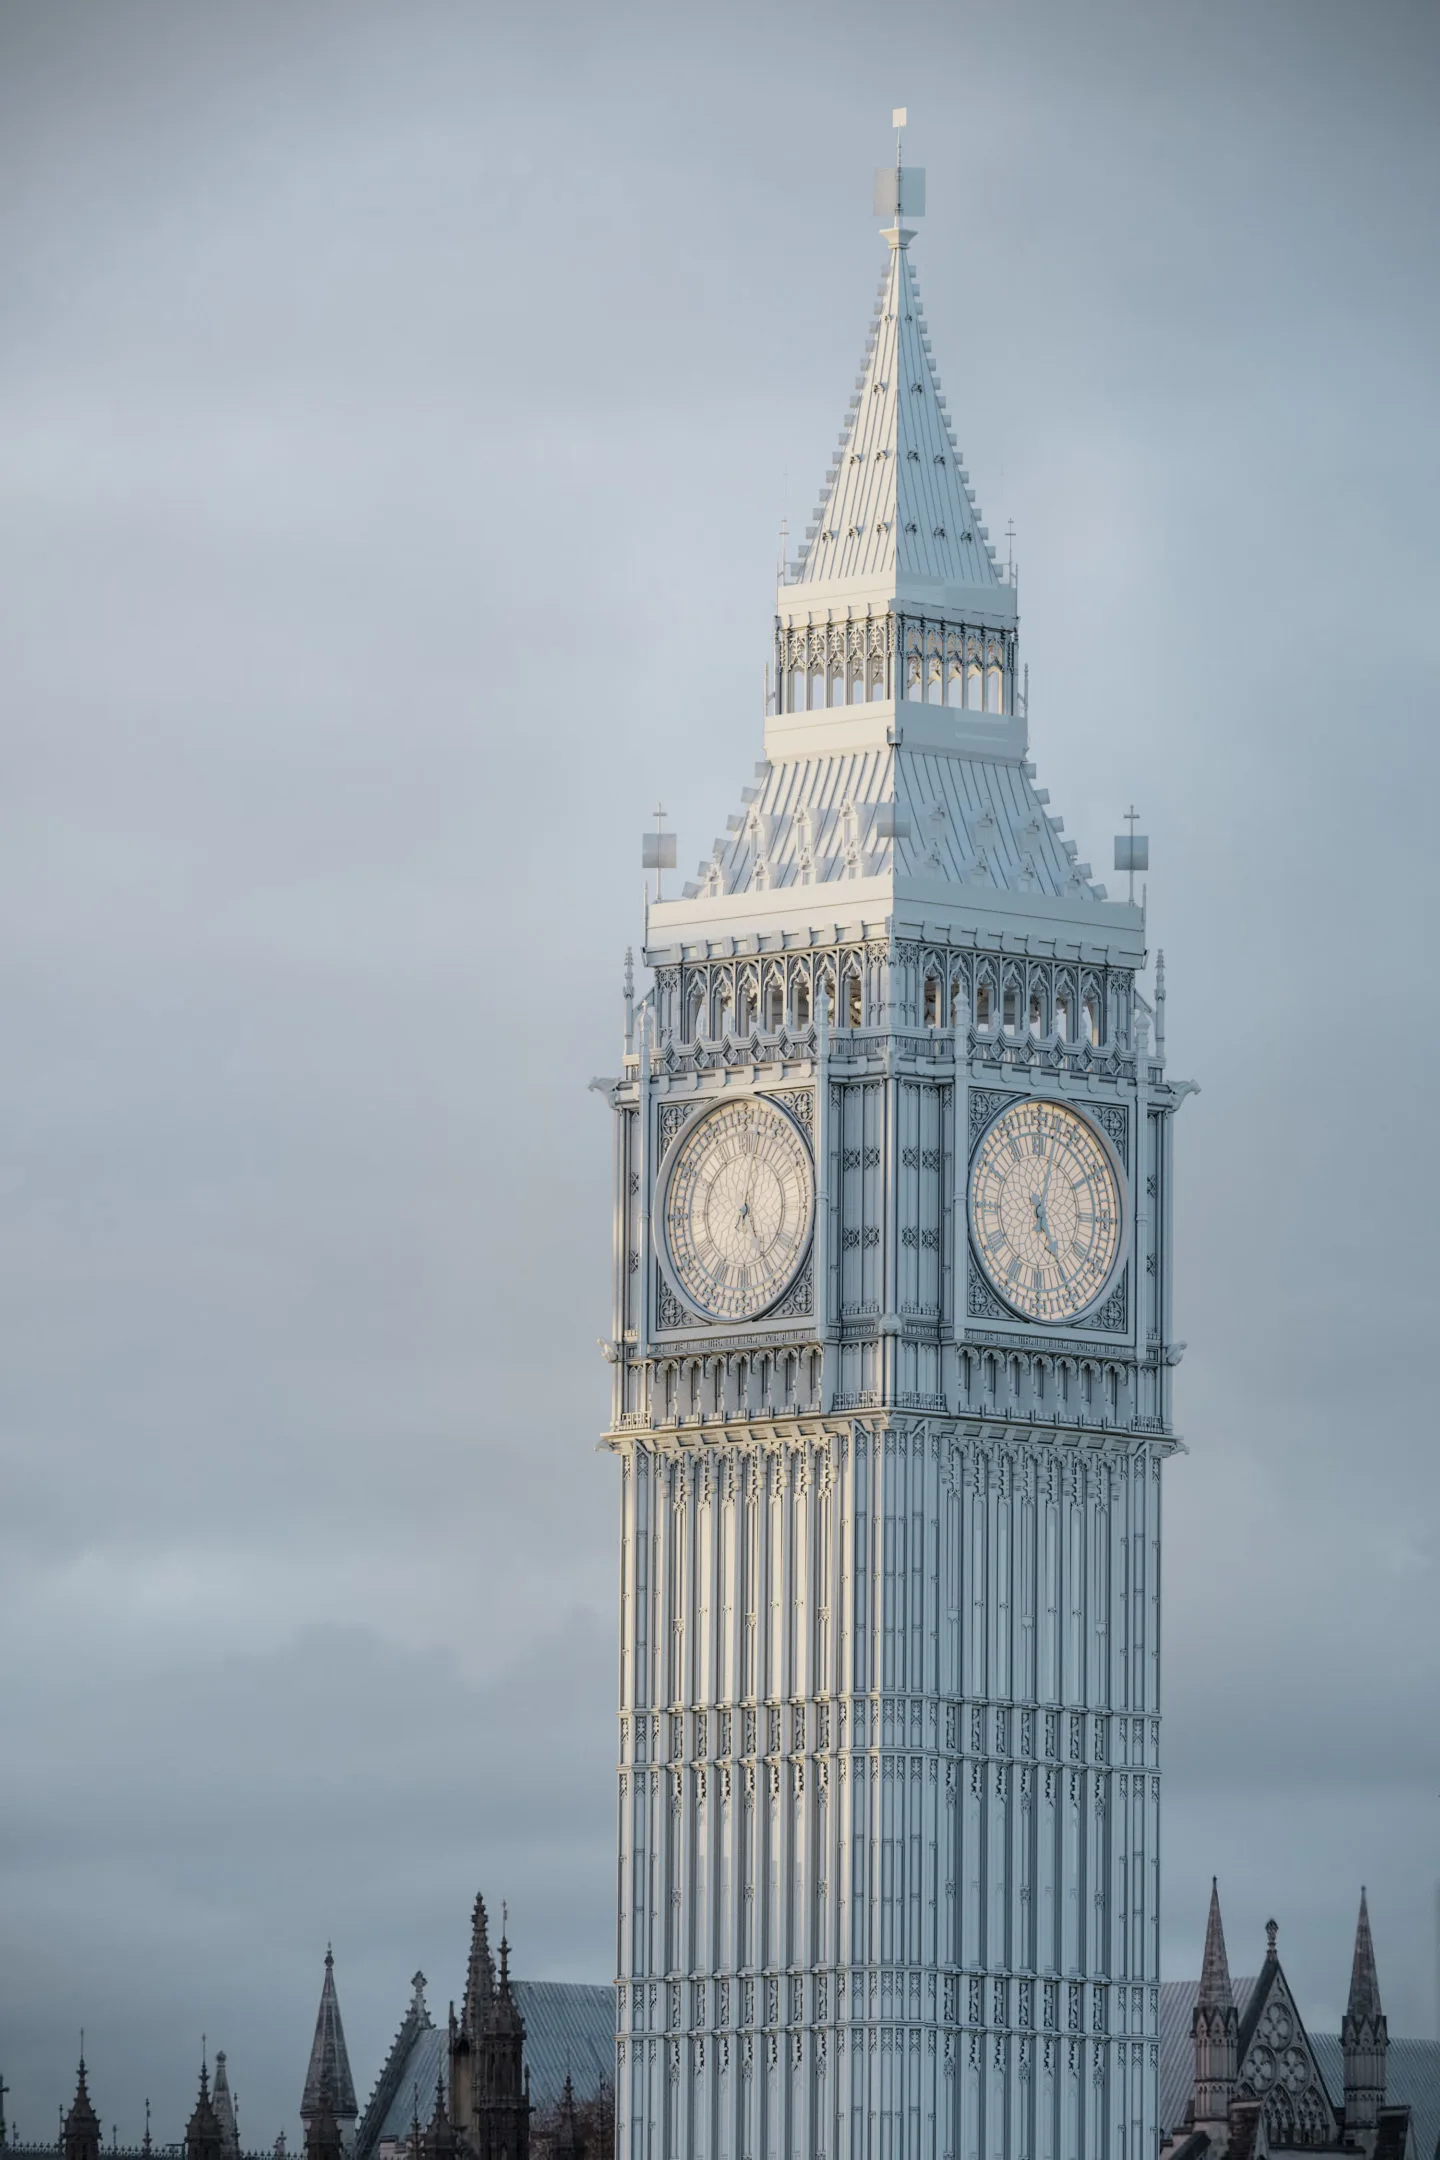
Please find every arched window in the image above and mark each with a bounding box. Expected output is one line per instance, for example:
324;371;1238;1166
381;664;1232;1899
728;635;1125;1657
924;975;941;1027
986;663;1005;713
928;654;944;706
967;658;983;707
686;983;705;1043
789;668;805;713
1055;992;1072;1043
794;979;811;1029
809;666;825;710
849;657;865;704
975;980;993;1028
765;983;784;1032
735;984;753;1035
1082;992;1100;1045
869;656;886;700
1002;983;1020;1036
1029;988;1045;1037
714;982;733;1037
949;978;965;1027
845;969;863;1028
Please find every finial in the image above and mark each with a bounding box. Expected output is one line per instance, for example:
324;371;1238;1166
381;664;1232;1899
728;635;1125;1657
874;107;923;242
1113;805;1149;906
142;2100;151;2158
641;805;675;903
1265;1917;1279;1957
325;1945;333;1969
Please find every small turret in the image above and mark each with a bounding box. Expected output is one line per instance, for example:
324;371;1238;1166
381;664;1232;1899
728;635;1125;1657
553;2077;585;2160
1191;1879;1239;2136
185;2060;224;2160
1342;1887;1388;2140
63;2057;102;2160
419;2076;458;2160
302;2078;344;2160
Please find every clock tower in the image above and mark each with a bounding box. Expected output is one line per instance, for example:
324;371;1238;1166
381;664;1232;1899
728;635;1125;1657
597;142;1192;2160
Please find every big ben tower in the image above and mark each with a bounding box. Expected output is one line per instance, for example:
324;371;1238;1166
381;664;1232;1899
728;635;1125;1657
598;128;1191;2160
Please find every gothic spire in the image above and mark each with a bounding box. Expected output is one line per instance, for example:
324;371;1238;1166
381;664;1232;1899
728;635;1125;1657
1342;1886;1389;2134
63;2055;101;2160
1198;1877;1234;2010
554;2075;584;2160
185;2060;224;2160
462;1896;496;2032
211;2053;239;2160
789;190;1002;601
1346;1886;1383;2023
301;1949;359;2131
1191;1880;1239;2135
302;2079;344;2160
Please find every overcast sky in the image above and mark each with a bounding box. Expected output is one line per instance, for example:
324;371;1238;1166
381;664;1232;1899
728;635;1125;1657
3;0;1439;2142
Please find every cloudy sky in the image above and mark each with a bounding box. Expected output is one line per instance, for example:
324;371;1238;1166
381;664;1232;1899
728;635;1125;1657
3;0;1439;2140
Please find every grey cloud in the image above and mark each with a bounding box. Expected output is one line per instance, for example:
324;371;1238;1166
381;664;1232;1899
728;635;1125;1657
2;0;1439;2142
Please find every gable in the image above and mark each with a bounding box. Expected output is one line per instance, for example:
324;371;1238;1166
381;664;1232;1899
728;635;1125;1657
1236;1964;1340;2147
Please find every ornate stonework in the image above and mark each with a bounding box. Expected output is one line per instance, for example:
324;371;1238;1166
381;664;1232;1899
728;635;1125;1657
597;145;1193;2160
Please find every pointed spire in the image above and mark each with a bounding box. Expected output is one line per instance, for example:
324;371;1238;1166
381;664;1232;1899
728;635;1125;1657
302;2077;344;2160
211;2054;239;2160
788;176;1003;601
462;1895;496;2032
1191;1881;1239;2133
63;2055;102;2160
142;2101;152;2160
185;2059;224;2160
301;1948;358;2132
554;2074;585;2160
1199;1877;1235;2010
1347;1886;1383;2023
1343;1886;1389;2132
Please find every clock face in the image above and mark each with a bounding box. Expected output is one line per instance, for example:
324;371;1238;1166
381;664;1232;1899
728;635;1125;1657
969;1099;1123;1323
663;1098;813;1321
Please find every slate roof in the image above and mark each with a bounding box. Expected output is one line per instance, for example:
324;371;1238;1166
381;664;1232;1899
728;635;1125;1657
692;741;1101;905
358;1981;614;2152
1159;1978;1440;2157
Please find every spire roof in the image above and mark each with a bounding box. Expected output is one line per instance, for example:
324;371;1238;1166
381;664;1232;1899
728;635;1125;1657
1347;1887;1383;2024
462;1896;496;2032
789;223;1002;601
211;2054;238;2160
185;2060;224;2160
301;1951;358;2124
64;2059;100;2140
1199;1878;1235;2011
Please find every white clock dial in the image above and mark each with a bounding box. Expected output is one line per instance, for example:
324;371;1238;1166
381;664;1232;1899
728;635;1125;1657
663;1098;813;1321
969;1099;1123;1323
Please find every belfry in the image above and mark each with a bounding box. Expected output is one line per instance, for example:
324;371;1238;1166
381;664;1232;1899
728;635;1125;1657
598;126;1191;2159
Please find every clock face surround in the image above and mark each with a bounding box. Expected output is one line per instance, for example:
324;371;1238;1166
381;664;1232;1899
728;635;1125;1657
662;1097;814;1322
969;1098;1124;1323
